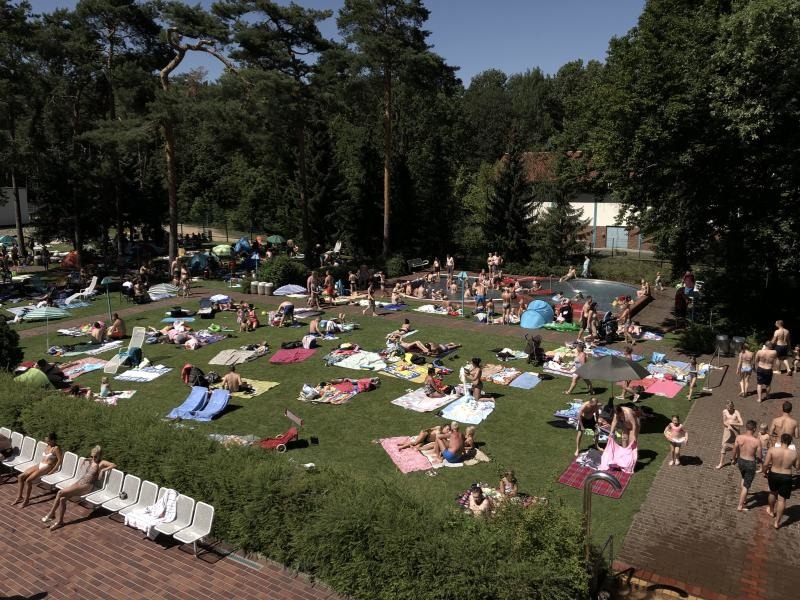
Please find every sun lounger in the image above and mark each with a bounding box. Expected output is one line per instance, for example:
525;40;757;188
40;452;78;487
173;502;214;556
12;441;47;473
166;387;209;420
101;474;141;513
104;326;147;374
83;469;124;508
154;494;195;537
64;276;98;305
188;389;230;422
118;480;160;518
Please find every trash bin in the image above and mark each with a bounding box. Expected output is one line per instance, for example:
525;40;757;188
258;282;267;295
716;334;731;356
250;281;259;294
264;282;274;296
731;336;746;354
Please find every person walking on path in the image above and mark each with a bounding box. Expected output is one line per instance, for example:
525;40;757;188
771;320;792;375
716;400;744;469
737;343;754;397
769;401;799;444
755;342;778;403
763;433;800;529
362;282;377;317
446;255;454;279
733;420;761;512
581;255;591;278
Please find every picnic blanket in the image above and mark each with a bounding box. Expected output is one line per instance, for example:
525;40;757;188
508;372;541;389
93;390;136;406
331;350;387;371
381;361;427;384
557;460;632;499
485;366;522;386
269;347;317;364
230;380;280;399
591;346;644;362
61;357;108;380
390;388;458;413
380;437;433;473
114;365;172;383
208;348;257;366
440;396;496;424
421;446;491;469
644;378;685;398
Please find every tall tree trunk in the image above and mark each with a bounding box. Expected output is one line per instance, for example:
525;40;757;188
382;67;392;259
163;119;179;263
10;172;26;258
297;122;311;267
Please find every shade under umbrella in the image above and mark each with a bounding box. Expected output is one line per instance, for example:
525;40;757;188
576;354;650;382
266;234;285;244
212;244;233;257
22;306;71;322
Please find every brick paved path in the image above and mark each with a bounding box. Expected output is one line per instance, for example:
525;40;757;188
0;478;343;600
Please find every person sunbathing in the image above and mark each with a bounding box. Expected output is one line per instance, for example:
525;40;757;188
315;377;379;397
107;313;126;339
221;365;249;393
497;469;518;498
423;367;450;398
467;484;493;518
424;342;461;356
463;425;477;451
434;421;464;464
559;266;577;282
397;424;451;451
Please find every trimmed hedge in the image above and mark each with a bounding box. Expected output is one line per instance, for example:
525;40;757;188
258;255;307;288
2;377;589;600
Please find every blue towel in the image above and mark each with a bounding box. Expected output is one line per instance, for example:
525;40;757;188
509;372;541;389
161;317;196;323
167;387;208;419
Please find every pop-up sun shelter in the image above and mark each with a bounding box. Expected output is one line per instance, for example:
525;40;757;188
520;300;555;329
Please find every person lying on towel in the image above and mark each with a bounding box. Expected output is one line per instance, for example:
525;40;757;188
396;423;451;451
315;377;380;397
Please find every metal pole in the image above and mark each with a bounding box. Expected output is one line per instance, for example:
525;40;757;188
592;199;598;249
583;471;622;565
106;284;112;322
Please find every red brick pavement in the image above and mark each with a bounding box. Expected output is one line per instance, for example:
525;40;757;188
0;478;344;600
615;361;800;600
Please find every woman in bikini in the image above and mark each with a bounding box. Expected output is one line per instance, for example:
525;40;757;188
564;344;594;396
737;343;755;397
396;424;451;451
13;433;61;507
42;445;115;531
716;401;743;469
498;470;518;498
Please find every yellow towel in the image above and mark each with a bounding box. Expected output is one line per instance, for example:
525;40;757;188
230;380;280;399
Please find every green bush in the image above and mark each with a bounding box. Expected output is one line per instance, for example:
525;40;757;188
0;319;23;371
0;373;53;430
258;256;307;288
675;324;716;355
4;383;589;600
385;255;406;278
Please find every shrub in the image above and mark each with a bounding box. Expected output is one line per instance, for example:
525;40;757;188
0;373;52;430
384;255;406;278
5;384;590;600
675;324;716;355
0;319;23;372
258;256;306;288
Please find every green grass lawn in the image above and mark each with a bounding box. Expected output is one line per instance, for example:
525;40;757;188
15;299;687;554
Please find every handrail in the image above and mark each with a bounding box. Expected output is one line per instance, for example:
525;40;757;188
583;471;621;564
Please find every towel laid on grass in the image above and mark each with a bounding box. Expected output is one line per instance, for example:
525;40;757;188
379;437;432;474
331;350;387;371
557;458;632;499
61;357;107;380
61;340;123;357
230;380;280;398
508;372;541;389
485;366;522;385
390;388;458;413
114;365;172;382
93;390;136;406
421;446;491;469
440;396;495;424
645;378;685;398
380;361;427;384
591;346;644;362
269;347;317;364
208;348;257;366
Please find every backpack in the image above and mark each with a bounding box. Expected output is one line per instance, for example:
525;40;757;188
188;366;209;388
206;371;221;384
281;340;303;350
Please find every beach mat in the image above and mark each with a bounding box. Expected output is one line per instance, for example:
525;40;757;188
269;347;317;364
93;390;136;406
114;365;172;383
208;349;257;366
380;362;427;384
380;437;432;474
440;396;495;425
557;462;632;499
390;388;458;413
508;372;541;389
645;379;685;398
230;380;280;399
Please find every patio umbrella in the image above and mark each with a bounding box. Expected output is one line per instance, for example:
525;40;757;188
212;244;233;257
22;306;71;322
266;234;285;244
576;354;650;399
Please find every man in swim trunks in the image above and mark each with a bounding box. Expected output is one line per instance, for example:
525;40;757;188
500;287;512;324
755;342;778;403
771;320;792;375
575;397;600;457
769;401;799;445
276;301;295;327
475;280;486;309
610;405;640;448
763;433;800;529
435;421;464;464
733;420;762;512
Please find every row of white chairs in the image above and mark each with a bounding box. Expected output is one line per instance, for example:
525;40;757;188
1;428;213;556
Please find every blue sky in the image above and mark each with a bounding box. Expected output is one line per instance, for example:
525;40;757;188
28;0;645;84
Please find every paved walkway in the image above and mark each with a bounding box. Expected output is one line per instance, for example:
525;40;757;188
0;479;343;600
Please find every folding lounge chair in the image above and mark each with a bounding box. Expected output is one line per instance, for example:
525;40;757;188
104;326;147;374
118;480;160;518
64;275;98;305
173;502;214;556
83;469;124;508
40;452;78;487
101;474;141;513
154;494;195;538
188;389;230;422
167;387;209;420
0;426;11;439
258;409;303;453
13;441;47;474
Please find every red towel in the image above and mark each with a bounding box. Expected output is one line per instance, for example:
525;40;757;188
557;461;632;499
269;348;317;364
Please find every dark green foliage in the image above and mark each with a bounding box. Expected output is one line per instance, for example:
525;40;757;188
258;255;306;287
531;184;591;266
486;143;535;263
675;324;716;355
0;320;23;372
0;373;48;430
384;255;406;278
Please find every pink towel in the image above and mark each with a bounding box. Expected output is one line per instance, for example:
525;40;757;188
599;437;637;474
646;379;684;398
269;348;317;364
379;437;432;474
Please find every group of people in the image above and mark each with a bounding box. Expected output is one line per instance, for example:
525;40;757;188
736;321;798;403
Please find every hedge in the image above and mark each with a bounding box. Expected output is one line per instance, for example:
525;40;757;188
1;375;589;600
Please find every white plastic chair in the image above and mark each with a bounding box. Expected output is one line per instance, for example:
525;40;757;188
0;427;11;439
83;469;124;507
4;436;37;470
54;457;89;490
104;326;147;374
101;474;141;513
118;480;159;517
13;441;47;473
173;502;214;556
40;452;78;487
154;494;195;538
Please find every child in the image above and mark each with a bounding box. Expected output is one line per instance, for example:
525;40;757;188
756;423;771;473
362;282;376;316
686;356;698;400
498;469;518;498
655;271;663;292
464;426;477;451
664;415;688;466
99;377;112;398
237;304;247;333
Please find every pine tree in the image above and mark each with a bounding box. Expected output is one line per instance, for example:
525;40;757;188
531;184;590;266
485;144;534;263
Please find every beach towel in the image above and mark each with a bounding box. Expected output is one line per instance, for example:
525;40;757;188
509;372;541;389
644;379;685;398
486;366;522;386
647;361;690;381
93;390;136;406
269;347;317;364
57;327;87;337
379;437;433;474
400;329;418;339
114;365;172;382
557;460;632;499
332;350;387;371
640;331;664;341
541;321;581;332
600;438;638;474
381;362;427;384
391;388;458;413
208;349;257;366
61;340;124;357
60;357;108;380
382;303;407;311
591;346;644;362
124;489;179;539
414;304;449;315
478;363;505;381
554;401;583;419
230;380;280;398
543;361;577;378
421;446;491;469
208;434;259;447
161;316;196;323
440;396;495;425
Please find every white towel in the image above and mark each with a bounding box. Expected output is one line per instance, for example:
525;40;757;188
124;489;178;539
